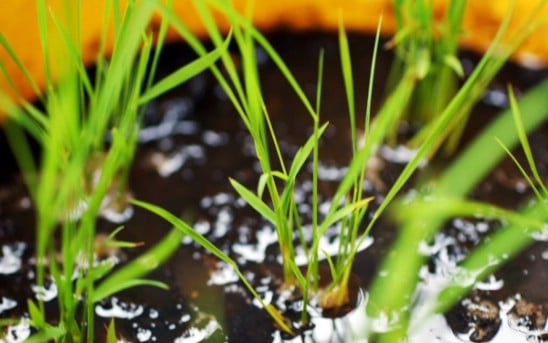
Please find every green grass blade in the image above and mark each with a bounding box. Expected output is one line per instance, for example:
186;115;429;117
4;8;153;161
0;34;42;97
24;326;66;343
496;138;544;201
107;319;117;343
338;15;357;152
434;199;547;315
48;10;93;96
364;16;383;138
210;0;318;121
507;86;547;195
287;123;328;181
132;199;294;334
139;33;231;104
438;79;548;195
93;228;183;302
229;178;277;224
320;198;373;236
395;196;545;231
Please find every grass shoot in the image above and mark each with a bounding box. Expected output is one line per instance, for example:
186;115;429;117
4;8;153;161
0;0;546;341
0;0;226;340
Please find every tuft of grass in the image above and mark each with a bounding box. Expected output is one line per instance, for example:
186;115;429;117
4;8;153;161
365;77;548;342
131;199;294;334
0;0;226;340
146;1;548;338
1;0;546;341
385;0;466;147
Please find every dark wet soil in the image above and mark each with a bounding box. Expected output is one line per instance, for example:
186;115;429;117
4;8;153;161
0;32;547;342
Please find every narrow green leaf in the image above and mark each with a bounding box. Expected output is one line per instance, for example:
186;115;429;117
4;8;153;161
443;54;464;78
320;197;373;235
93;228;183;302
287;123;328;181
229;178;277;224
27;300;45;329
132;199;294;334
507;86;547;195
496;138;544;201
48;10;93;96
139;34;231;104
24;326;66;343
338;15;357;151
106;319;117;343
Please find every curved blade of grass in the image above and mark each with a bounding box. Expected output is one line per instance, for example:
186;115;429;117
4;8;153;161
506;86;547;196
433;198;547;316
209;0;318;121
149;0;248;123
88;0;155;142
280;122;329;210
437;78;548;195
229;178;277;224
138;33;231;104
132;199;294;334
106;319;117;343
24;326;66;343
0;34;43;98
366;78;548;342
48;10;93;97
338;14;357;152
496;139;545;201
93;228;183;302
319;197;373;236
288;123;329;182
394;195;546;233
96;279;169;302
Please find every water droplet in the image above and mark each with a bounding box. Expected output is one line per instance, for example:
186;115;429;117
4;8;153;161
483;88;508;107
232;225;277;263
149;308;159;319
317;162;348;181
180;314;191;323
212;207;233;238
201;130;228;146
136;327;152;342
150;145;205;177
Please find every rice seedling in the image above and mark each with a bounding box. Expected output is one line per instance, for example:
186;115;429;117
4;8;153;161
1;0;546;341
364;76;548;343
432;86;548;316
0;0;226;340
312;0;546;325
137;0;547;337
387;0;547;154
386;0;466;143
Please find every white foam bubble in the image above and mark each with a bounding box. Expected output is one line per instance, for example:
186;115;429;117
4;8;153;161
174;318;222;343
0;242;25;275
0;297;17;314
95;297;144;319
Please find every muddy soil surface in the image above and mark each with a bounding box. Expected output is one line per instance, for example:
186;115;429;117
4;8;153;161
1;32;547;342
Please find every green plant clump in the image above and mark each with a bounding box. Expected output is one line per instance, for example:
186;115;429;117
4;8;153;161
0;0;227;341
0;0;546;341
